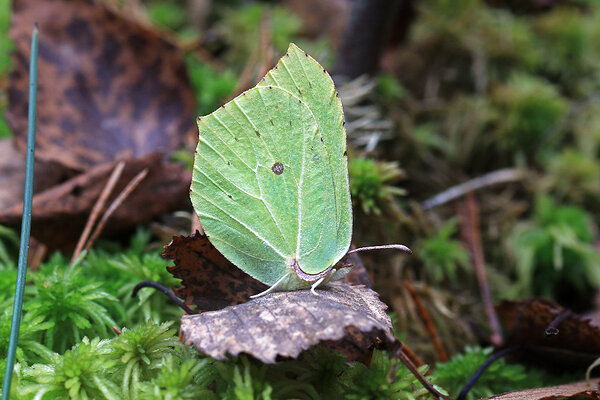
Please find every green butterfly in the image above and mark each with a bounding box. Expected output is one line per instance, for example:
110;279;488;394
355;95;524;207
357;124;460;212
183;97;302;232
190;44;407;296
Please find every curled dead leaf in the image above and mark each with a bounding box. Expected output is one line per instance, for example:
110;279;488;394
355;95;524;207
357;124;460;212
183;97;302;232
180;282;395;364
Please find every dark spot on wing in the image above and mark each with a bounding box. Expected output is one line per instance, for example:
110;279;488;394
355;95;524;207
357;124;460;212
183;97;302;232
343;150;348;156
227;161;231;166
227;194;233;199
255;130;261;138
272;162;284;175
270;119;274;126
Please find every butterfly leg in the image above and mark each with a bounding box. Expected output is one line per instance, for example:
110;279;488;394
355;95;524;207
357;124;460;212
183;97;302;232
250;274;287;299
310;277;326;295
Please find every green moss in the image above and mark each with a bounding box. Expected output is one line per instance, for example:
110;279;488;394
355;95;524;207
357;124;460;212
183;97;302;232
22;337;121;400
146;1;187;31
185;55;237;116
349;157;405;215
509;195;600;309
417;218;471;284
492;73;567;154
435;347;541;400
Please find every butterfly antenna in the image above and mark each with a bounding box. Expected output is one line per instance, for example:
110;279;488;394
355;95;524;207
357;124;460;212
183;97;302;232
347;244;412;255
250;274;288;299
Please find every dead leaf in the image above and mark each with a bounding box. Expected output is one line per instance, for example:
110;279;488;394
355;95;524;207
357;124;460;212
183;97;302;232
180;281;395;364
164;232;269;313
0;139;78;211
497;298;600;367
0;154;190;250
483;378;600;399
8;0;196;170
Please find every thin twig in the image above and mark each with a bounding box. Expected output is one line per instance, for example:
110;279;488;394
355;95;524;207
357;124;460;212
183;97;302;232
71;161;125;265
392;343;451;400
84;168;148;252
393;333;425;368
132;281;194;315
403;280;448;362
457;193;503;346
422;168;524;210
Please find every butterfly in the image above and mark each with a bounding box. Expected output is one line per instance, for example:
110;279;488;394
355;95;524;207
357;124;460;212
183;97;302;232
190;44;408;296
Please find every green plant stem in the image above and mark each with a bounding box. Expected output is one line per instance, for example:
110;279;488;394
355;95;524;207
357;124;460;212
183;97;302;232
2;24;38;399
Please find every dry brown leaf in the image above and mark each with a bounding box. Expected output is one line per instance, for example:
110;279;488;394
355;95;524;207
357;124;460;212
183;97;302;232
0;154;190;250
483;378;600;399
164;232;269;313
180;281;394;364
8;0;196;170
0;139;78;211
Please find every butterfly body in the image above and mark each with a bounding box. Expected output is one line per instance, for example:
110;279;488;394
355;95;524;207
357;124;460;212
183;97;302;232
190;44;352;291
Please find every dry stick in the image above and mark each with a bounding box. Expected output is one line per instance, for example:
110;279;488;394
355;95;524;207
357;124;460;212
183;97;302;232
71;161;125;265
403;280;448;362
457;193;503;347
84;168;149;252
421;168;524;210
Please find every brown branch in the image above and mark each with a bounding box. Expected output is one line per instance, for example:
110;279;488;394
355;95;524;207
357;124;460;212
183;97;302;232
457;193;503;346
403;280;448;362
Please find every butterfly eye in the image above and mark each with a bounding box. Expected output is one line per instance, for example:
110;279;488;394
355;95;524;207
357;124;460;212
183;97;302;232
272;162;284;175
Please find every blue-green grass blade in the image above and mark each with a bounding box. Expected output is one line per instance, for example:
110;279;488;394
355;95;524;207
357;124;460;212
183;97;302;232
2;24;38;399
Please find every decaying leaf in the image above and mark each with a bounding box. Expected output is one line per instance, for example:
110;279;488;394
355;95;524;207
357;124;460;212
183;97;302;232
497;298;600;367
8;0;196;170
0;154;190;250
483;378;600;399
180;281;394;364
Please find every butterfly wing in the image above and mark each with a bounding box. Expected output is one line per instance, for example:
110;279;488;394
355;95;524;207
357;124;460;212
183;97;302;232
191;86;339;286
